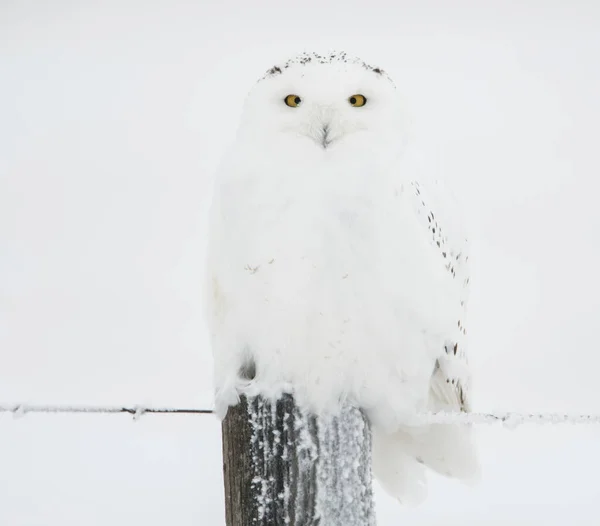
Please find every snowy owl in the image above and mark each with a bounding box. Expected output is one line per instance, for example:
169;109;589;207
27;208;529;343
205;51;479;504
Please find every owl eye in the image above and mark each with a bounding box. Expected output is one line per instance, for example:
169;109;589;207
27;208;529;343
284;94;302;107
348;94;367;107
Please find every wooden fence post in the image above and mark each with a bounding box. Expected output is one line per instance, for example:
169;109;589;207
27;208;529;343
222;393;375;526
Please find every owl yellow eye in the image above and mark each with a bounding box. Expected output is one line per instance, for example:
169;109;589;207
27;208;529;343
284;94;302;107
349;94;367;107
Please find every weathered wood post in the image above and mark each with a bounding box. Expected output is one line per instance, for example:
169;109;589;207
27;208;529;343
222;393;375;526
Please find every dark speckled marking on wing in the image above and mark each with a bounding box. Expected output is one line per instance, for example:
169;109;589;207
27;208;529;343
409;180;472;412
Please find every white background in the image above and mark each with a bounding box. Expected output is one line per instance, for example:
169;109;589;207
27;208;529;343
2;1;600;524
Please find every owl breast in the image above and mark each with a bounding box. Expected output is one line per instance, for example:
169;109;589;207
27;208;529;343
210;154;455;417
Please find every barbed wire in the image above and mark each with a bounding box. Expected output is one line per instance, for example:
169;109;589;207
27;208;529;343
422;411;600;428
2;403;600;427
0;404;213;421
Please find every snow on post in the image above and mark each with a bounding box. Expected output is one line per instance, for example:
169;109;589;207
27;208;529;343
222;393;375;526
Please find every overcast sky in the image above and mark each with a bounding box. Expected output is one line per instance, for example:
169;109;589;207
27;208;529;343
2;1;600;524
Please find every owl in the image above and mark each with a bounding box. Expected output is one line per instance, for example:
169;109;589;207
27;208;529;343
205;51;479;505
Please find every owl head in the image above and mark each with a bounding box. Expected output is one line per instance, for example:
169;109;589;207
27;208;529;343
237;51;407;157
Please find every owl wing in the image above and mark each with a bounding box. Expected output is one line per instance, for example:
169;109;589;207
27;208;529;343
407;179;472;413
376;178;480;486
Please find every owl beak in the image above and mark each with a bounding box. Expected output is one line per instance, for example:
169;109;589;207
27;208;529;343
310;105;335;149
321;124;332;149
307;124;332;149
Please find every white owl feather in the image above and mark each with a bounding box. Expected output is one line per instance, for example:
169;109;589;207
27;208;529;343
204;51;479;505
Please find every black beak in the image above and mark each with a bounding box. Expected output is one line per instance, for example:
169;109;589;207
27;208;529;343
321;124;331;149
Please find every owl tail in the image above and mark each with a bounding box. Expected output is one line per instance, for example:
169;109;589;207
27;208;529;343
373;430;428;506
372;424;480;504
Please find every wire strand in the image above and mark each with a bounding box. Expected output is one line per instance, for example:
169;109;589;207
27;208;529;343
2;404;600;426
0;404;213;419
